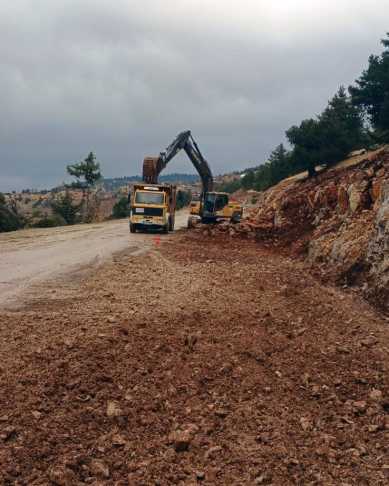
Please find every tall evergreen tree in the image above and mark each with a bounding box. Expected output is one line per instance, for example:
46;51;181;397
286;118;323;176
241;170;255;189
318;86;366;163
67;152;102;188
267;143;292;180
350;33;389;140
287;87;366;176
67;152;102;222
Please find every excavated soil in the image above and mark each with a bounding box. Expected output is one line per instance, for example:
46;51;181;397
0;231;388;485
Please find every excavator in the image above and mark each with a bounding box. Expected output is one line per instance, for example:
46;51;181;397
142;130;242;227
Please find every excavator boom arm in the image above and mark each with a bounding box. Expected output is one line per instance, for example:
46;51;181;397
142;130;214;193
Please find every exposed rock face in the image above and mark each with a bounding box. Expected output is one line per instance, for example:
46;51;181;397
365;182;389;309
232;146;389;312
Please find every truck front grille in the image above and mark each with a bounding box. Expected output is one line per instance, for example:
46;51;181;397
141;207;164;217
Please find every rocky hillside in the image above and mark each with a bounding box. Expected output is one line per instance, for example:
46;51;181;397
216;147;389;313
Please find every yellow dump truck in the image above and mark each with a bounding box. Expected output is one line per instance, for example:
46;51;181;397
129;183;176;233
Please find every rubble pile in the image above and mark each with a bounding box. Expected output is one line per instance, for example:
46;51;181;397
0;236;388;484
199;147;389;312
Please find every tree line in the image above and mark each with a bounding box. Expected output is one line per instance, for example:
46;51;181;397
0;152;193;231
220;33;389;194
0;152;102;231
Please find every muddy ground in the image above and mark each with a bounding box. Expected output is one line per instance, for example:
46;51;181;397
0;230;388;485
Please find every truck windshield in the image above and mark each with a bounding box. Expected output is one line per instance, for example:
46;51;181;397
135;191;164;205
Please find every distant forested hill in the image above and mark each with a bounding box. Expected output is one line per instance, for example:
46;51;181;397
102;173;199;191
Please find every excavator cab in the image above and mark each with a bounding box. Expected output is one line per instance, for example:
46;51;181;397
202;192;228;217
201;192;242;224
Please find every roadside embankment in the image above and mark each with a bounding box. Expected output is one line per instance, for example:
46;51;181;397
205;147;389;313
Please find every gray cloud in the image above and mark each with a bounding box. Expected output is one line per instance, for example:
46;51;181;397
0;0;388;191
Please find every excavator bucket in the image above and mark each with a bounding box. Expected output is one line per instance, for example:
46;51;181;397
142;157;160;184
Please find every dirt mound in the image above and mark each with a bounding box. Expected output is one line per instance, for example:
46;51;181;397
0;235;388;484
206;147;389;313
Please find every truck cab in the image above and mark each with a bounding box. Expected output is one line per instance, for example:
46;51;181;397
129;183;176;233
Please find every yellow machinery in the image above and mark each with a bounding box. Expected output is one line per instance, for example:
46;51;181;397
188;192;242;227
189;193;201;216
129;183;176;233
139;130;243;229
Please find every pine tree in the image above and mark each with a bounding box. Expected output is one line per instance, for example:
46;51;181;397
286;118;323;176
318;86;366;164
287;87;366;177
350;33;389;140
67;152;102;188
241;170;255;189
267;143;292;179
67;152;102;221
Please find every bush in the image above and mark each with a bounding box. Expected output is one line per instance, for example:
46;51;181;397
112;197;130;218
51;191;82;225
0;194;25;232
0;205;25;232
32;214;67;228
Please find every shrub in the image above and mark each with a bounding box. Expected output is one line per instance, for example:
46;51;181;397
32;214;67;228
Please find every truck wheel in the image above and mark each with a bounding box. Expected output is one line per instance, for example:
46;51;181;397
130;223;136;233
187;216;194;229
169;215;175;231
162;224;169;234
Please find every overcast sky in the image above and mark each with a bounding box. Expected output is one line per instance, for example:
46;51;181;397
0;0;388;191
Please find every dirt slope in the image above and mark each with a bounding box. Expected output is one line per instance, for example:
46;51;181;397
227;147;389;313
0;232;388;485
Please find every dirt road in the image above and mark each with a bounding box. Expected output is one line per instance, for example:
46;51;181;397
0;211;188;307
0;229;387;484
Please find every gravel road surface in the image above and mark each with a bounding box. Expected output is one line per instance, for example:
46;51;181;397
0;211;188;307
